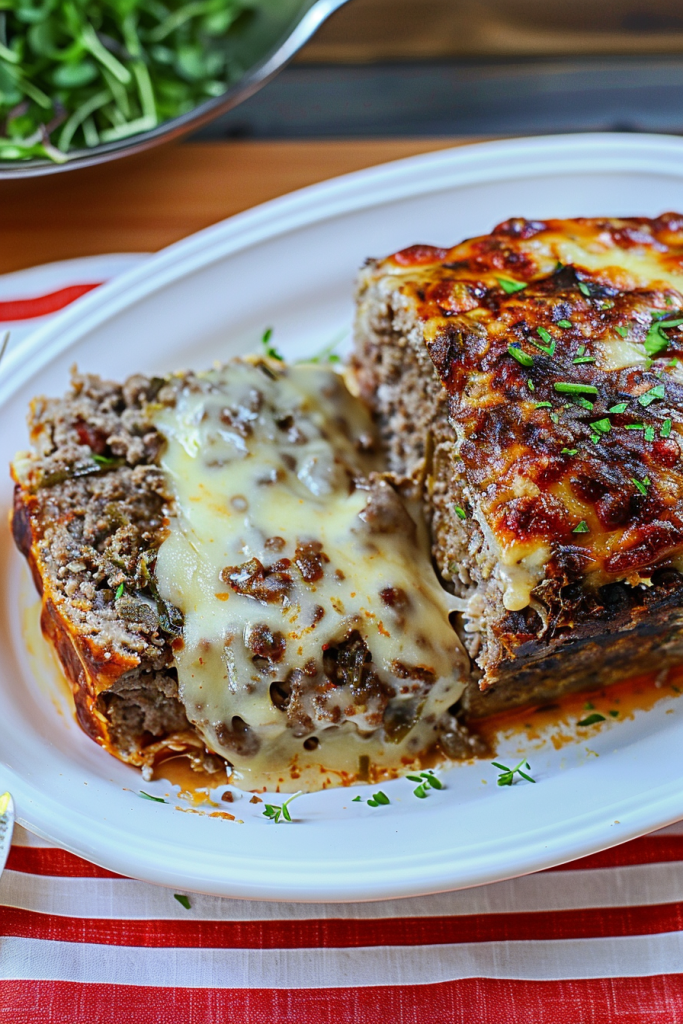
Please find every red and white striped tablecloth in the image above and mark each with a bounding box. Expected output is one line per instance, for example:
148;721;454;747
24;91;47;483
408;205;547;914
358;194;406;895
3;259;683;1023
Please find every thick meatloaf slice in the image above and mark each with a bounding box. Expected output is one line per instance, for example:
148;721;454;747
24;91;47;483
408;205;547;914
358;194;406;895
353;215;683;716
11;371;224;777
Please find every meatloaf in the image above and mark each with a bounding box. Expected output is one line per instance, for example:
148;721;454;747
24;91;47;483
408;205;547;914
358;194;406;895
353;214;683;717
11;360;475;788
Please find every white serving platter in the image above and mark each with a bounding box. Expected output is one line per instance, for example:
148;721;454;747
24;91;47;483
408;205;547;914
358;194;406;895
3;133;683;901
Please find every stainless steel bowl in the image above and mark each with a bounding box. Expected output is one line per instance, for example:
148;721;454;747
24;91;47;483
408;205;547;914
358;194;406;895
0;0;350;178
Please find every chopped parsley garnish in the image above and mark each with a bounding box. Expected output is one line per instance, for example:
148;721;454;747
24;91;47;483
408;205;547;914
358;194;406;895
644;425;655;442
532;326;555;355
534;401;552;408
577;713;606;726
352;795;362;802
115;583;125;600
261;327;283;362
367;791;391;807
638;384;666;407
561;447;578;456
573;396;595;411
454;506;467;520
139;791;166;803
497;277;527;294
577;345;586;356
527;379;535;391
662;418;673;438
631;476;651;496
550;412;559;423
573;356;595;364
508;344;534;367
615;326;629;338
578;281;591;297
92;453;120;466
656;318;683;329
262;791;302;823
492;758;536;787
625;423;644;430
174;894;191;910
573;520;590;533
609;402;628;414
554;382;598;395
609;710;619;718
645;320;672;357
406;771;444;799
557;319;572;329
590;418;611;435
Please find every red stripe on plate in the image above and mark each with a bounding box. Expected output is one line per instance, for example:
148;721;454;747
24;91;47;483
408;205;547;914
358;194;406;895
2;977;683;1024
0;283;101;321
548;836;683;871
4;902;683;947
6;847;126;879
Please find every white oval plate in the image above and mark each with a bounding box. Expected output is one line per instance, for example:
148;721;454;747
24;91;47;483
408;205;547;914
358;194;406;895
4;133;683;902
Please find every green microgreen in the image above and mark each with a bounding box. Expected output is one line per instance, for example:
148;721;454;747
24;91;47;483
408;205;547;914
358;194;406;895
550;412;559;423
262;791;302;823
590;418;611;435
508;344;534;367
577;713;606;726
92;453;119;466
352;795;362;802
638;384;666;407
454;506;467;520
609;402;628;414
625;423;645;430
573;356;595;364
662;418;673;438
174;894;191;910
0;0;263;162
554;382;598;395
534;401;552;408
561;447;578;455
366;791;391;807
609;710;619;718
115;582;125;600
261;327;283;362
527;379;535;391
492;758;536;787
645;320;672;357
139;791;166;803
406;771;443;799
531;326;555;356
631;476;651;496
573;396;595;411
577;281;592;297
497;277;527;294
615;326;629;338
655;318;683;329
557;319;572;328
573;520;590;533
644;425;655;442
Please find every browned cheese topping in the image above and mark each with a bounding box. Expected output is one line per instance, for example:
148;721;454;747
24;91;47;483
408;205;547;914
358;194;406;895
365;215;683;611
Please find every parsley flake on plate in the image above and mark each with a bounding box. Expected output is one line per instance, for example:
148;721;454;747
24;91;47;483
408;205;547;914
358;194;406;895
554;382;598;395
508;344;534;367
573;520;589;533
262;791;302;823
577;712;606;726
497;277;527;294
492;758;536;787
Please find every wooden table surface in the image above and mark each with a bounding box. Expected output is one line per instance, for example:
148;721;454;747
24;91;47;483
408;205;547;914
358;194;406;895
0;139;470;277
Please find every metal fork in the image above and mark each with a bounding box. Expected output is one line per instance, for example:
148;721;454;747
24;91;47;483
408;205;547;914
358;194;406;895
0;792;15;879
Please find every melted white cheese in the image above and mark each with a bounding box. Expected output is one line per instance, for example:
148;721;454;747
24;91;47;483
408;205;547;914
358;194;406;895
152;361;468;791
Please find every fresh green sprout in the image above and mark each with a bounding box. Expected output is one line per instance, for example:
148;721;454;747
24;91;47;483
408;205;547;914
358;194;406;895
262;791;302;823
492;758;536;787
638;384;666;407
497;277;527;294
577;712;606;726
572;520;589;533
454;505;467;520
406;770;443;799
261;327;283;362
609;402;628;414
139;790;166;803
174;894;191;909
366;791;390;807
508;344;533;367
0;0;265;162
115;582;125;600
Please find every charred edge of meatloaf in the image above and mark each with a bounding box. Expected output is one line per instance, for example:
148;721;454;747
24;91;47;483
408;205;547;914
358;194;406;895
353;267;683;716
10;369;223;774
